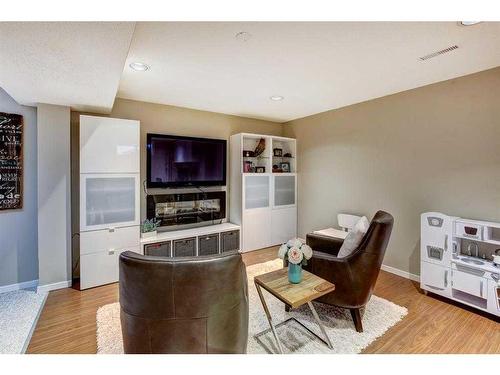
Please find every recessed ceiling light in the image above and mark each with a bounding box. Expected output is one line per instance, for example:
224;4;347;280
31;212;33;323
129;62;150;71
235;31;252;42
270;96;284;101
460;21;482;26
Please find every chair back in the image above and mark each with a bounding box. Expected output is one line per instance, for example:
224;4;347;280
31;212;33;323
119;251;249;353
346;210;394;305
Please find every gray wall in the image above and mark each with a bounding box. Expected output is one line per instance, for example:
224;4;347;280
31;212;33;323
0;88;38;288
284;67;500;277
37;104;71;289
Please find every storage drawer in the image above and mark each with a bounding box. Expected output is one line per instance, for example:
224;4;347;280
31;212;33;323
80;246;141;290
173;237;196;257
80;226;139;255
452;267;487;298
144;241;171;257
221;230;240;252
198;234;219;256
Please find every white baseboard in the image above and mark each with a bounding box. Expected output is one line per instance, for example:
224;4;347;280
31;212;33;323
381;264;420;282
37;280;72;294
0;279;39;294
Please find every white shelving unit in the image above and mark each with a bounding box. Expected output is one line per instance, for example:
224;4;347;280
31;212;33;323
79;115;141;290
230;133;297;252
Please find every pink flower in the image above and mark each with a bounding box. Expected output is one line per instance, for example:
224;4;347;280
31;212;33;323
288;247;304;264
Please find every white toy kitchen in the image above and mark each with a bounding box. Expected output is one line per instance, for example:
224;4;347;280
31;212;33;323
421;212;500;317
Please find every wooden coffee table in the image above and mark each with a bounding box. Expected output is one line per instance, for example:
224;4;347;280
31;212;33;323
254;267;335;354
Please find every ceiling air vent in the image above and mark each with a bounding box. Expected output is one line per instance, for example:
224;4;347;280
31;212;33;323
419;45;459;61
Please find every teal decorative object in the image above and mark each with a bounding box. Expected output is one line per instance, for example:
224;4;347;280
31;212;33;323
277;238;312;284
288;263;302;284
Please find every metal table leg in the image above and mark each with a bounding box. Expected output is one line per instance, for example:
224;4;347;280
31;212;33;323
307;301;333;349
255;282;284;354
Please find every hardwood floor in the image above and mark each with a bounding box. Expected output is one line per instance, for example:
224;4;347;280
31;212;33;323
27;247;500;354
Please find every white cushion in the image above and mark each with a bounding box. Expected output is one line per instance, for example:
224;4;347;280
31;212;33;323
337;216;370;258
337;214;362;231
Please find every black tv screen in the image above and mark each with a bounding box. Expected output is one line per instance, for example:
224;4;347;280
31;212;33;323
147;134;226;188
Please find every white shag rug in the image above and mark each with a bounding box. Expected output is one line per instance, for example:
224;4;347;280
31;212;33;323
0;289;47;354
97;259;407;354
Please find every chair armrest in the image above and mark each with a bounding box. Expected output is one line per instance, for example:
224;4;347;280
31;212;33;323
307;252;361;308
306;233;344;257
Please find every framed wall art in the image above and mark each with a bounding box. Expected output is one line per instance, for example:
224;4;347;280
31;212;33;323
0;112;23;210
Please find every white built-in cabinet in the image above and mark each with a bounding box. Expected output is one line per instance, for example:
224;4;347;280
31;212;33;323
230;133;297;252
79;115;141;289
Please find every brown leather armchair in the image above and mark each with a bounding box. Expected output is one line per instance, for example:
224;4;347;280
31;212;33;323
119;251;249;353
304;210;394;333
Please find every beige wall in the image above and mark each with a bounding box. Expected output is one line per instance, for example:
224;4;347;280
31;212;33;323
284;67;500;277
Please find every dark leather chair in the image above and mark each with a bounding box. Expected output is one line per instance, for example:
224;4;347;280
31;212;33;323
304;210;394;333
119;251;249;353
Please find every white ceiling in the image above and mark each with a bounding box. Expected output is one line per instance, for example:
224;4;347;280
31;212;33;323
1;22;500;121
119;22;500;122
0;22;135;112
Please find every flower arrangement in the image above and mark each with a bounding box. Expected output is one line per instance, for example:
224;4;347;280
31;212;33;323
278;238;313;266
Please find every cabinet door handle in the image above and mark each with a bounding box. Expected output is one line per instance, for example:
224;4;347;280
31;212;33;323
444;234;448;251
444;270;448;288
480;281;483;298
108;249;115;255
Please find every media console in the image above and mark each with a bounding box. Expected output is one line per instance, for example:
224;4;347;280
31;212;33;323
140;223;240;257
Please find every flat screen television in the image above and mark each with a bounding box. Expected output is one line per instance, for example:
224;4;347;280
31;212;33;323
147;133;227;188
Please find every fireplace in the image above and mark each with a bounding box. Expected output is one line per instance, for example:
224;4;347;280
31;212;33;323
146;191;226;227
